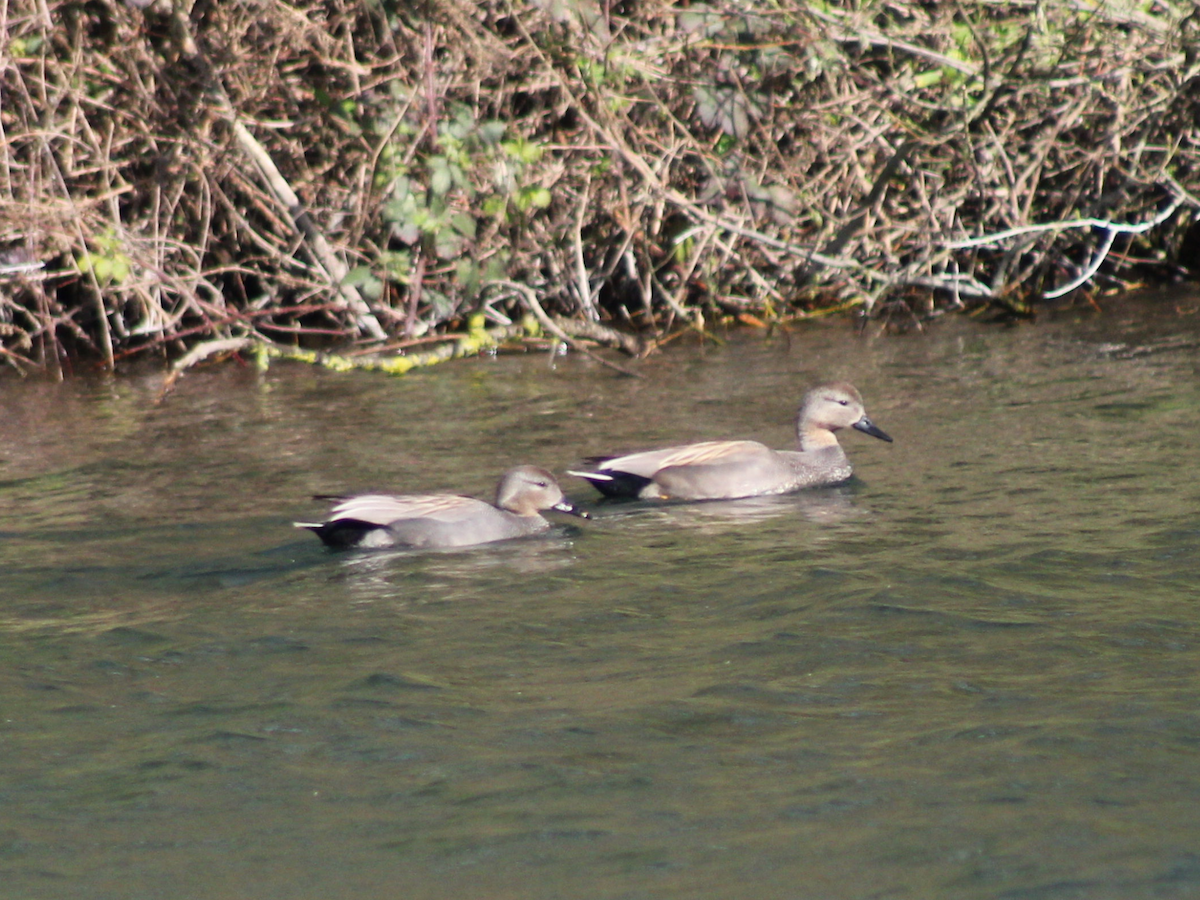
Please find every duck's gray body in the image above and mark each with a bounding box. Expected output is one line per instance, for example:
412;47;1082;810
298;465;587;550
574;382;891;502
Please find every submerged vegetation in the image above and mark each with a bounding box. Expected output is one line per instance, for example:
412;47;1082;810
1;0;1198;375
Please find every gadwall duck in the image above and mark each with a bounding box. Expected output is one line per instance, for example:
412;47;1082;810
572;381;892;501
297;465;589;549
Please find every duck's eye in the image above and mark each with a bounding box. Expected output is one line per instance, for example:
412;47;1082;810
837;399;848;406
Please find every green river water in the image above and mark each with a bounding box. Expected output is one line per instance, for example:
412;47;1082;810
2;292;1199;899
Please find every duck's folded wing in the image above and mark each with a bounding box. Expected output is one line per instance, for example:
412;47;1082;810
325;493;489;525
598;440;772;476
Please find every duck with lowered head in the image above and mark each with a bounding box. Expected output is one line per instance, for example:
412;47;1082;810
297;465;589;550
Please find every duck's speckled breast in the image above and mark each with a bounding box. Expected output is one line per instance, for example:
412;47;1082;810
779;445;853;488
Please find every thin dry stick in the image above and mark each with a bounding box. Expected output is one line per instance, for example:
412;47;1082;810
572;173;599;320
40;146;115;369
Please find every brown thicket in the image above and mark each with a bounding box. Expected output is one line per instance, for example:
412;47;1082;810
1;0;1198;375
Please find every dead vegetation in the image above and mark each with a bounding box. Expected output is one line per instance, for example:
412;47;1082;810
1;0;1198;375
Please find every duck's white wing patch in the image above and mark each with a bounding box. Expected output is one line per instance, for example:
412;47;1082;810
567;469;613;482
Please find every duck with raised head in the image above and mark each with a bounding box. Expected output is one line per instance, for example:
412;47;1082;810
297;465;589;549
571;382;892;501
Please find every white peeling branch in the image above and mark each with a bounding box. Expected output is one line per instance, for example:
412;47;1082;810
947;196;1183;299
0;261;45;277
1043;229;1118;300
947;198;1182;250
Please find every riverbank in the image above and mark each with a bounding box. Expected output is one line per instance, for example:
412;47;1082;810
2;0;1197;375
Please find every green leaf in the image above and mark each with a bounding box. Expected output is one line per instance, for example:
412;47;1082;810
482;196;508;219
502;138;545;164
450;212;477;237
382;192;418;225
695;84;756;137
515;186;551;211
678;4;725;38
76;247;131;286
483;254;509;282
346;269;383;300
392;220;420;245
429;157;452;195
10;37;44;56
478;121;507;145
914;68;945;89
434;230;464;259
343;266;376;288
456;258;480;297
425;289;457;320
380;251;412;282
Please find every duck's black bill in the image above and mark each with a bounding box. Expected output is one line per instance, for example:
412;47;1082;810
553;499;592;519
853;416;893;443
